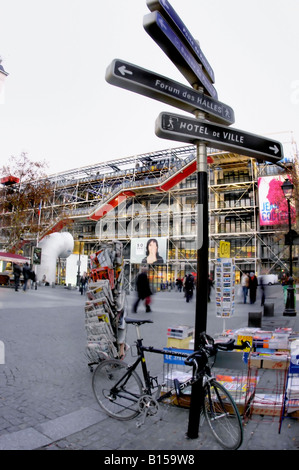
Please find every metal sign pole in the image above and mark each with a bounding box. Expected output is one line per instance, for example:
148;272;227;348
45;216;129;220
187;104;209;438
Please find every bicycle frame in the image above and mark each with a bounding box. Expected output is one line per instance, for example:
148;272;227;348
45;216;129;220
116;324;207;403
93;322;245;450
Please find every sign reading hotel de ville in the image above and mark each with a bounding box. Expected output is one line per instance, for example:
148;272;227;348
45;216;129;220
155;112;284;163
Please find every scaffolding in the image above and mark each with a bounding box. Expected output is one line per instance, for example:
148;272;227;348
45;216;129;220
0;131;298;286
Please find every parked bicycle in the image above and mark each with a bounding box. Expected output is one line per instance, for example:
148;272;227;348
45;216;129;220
92;317;250;450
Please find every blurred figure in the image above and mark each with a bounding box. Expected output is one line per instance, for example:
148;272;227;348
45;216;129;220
249;272;258;304
13;263;21;292
29;266;37;290
80;272;88;295
176;278;183;292
208;274;214;302
22;262;30;292
241;272;250;304
185;273;194;303
133;266;152;313
260;276;266;306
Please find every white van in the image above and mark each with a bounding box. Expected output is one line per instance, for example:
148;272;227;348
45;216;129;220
258;274;278;285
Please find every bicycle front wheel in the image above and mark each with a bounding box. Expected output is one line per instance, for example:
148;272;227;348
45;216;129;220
92;359;143;420
203;379;243;450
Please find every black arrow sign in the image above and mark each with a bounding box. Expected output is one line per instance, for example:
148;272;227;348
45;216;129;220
155;112;284;163
105;59;234;125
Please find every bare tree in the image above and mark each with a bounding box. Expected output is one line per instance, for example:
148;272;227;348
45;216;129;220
0;153;53;251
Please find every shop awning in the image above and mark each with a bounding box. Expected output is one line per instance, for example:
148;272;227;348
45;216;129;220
0;252;29;264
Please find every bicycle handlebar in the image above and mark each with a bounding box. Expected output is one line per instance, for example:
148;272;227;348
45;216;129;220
184;335;250;367
215;338;251;351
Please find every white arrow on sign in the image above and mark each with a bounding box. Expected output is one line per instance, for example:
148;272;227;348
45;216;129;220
269;145;279;155
118;65;133;77
157;15;168;32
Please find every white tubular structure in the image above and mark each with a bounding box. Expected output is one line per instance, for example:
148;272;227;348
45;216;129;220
36;232;74;284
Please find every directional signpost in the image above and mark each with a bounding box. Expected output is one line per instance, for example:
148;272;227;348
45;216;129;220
105;59;235;125
155;112;284;163
143;11;218;99
105;0;284;442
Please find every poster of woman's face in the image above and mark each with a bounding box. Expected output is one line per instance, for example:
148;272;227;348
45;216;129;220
130;237;167;264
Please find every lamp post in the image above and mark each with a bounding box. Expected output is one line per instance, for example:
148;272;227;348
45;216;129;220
76;235;83;288
281;178;296;316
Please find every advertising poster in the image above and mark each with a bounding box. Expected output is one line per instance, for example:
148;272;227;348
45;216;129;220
258;175;296;226
32;247;42;265
130;237;167;264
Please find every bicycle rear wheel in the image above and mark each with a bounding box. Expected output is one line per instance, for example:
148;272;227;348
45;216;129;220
92;359;143;420
203;379;243;450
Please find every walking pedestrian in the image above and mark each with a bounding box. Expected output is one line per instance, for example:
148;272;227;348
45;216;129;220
13;263;21;292
185;273;194;303
133;266;152;313
80;272;88;295
22;262;31;292
29;266;37;290
176;278;183;292
208;274;214;302
241;272;250;304
249;272;258;304
183;275;187;297
260;275;266;306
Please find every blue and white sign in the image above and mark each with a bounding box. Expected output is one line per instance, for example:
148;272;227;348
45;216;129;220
146;0;215;83
163;348;189;364
143;11;218;99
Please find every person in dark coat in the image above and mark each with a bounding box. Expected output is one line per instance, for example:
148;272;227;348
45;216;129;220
185;274;194;303
260;276;266;306
29;266;37;290
133;266;152;313
208;274;214;302
13;263;21;292
249;272;258;304
79;272;88;295
22;262;30;292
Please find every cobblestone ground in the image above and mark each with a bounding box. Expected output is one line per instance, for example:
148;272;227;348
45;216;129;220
0;287;95;435
0;285;298;451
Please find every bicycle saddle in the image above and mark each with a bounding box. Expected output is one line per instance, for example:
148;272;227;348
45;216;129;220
125;318;153;325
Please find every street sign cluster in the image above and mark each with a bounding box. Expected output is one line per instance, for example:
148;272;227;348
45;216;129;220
104;0;284;438
105;0;283;164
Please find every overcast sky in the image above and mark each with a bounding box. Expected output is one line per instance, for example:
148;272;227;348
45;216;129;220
0;0;298;175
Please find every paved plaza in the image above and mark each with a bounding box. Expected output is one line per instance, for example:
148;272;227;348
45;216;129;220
0;283;298;453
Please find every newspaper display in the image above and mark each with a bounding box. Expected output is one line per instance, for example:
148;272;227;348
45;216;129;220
215;258;235;317
85;241;127;367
